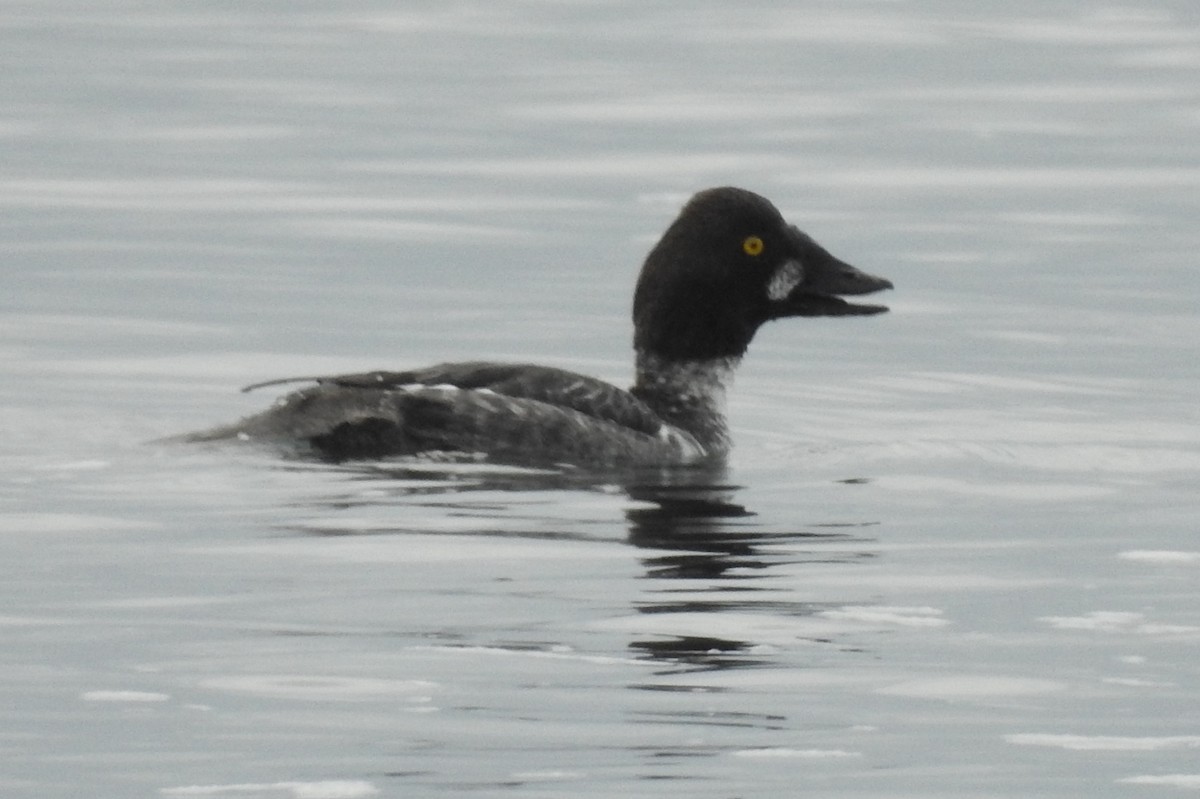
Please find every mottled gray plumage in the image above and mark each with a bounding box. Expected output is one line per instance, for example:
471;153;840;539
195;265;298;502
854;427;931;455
181;187;892;467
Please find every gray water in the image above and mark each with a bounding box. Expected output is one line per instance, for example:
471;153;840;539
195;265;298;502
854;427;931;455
3;2;1199;797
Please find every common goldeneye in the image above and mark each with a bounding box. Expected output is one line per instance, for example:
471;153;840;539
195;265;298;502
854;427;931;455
184;187;892;466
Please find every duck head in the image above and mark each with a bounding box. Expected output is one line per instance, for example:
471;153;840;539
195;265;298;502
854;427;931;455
633;187;893;361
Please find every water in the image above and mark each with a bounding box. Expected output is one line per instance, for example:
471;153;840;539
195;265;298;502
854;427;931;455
3;2;1199;796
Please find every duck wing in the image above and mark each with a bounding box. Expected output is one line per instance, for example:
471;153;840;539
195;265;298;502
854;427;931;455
248;361;665;438
215;362;697;465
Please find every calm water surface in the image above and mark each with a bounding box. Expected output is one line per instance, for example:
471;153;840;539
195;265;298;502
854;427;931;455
3;2;1199;797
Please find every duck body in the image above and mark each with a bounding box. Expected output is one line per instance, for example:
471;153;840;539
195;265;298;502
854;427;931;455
195;362;709;465
183;187;892;467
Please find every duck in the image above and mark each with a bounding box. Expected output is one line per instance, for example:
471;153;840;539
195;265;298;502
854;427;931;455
183;187;892;466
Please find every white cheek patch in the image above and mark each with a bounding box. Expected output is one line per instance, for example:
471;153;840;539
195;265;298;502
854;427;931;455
767;259;805;301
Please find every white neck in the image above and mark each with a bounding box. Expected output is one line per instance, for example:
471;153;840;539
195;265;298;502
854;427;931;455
631;352;739;454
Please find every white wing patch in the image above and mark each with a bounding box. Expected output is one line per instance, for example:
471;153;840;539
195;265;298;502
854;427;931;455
656;424;707;462
767;259;805;301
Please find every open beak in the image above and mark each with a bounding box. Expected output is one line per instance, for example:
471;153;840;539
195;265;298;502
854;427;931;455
775;226;892;317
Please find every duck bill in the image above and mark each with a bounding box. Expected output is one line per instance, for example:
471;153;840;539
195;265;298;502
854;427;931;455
777;235;893;318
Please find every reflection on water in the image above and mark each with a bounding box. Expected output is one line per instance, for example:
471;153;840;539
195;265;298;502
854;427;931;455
277;458;881;674
625;472;878;671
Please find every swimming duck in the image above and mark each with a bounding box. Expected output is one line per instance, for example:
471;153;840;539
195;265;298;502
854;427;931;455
184;187;892;466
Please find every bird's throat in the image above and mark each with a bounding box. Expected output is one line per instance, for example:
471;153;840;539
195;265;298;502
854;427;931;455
631;351;738;455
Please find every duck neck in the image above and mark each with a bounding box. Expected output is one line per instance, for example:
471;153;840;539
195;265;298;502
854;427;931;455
631;351;738;455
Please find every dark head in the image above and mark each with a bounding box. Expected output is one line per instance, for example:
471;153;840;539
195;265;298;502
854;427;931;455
632;187;892;361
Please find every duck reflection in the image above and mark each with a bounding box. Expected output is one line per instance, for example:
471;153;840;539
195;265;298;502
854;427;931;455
280;459;878;673
622;466;876;672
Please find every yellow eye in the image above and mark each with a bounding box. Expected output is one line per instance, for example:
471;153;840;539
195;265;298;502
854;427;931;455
742;235;764;256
